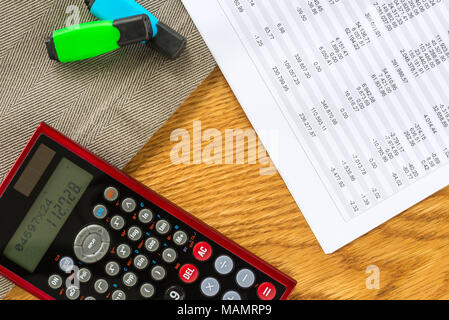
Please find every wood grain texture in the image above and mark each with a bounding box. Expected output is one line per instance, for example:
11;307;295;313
6;67;449;300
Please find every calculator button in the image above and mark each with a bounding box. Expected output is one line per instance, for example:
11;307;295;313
74;227;90;246
84;296;96;300
138;209;153;224
214;255;234;275
82;233;102;255
77;268;91;283
140;283;155;299
133;255;149;270
110;215;125;231
104;187;119;202
173;231;188;246
193;242;212;262
257;282;276;300
93;204;108;219
96;242;110;261
94;279;109;294
222;291;241;300
59;257;74;273
116;244;131;259
144;237;160;252
127;226;142;241
74;246;96;264
87;225;110;243
112;290;126;300
162;248;177;264
105;261;120;277
48;274;63;289
123;272;138;287
165;286;185;300
200;277;220;297
121;198;136;213
155;220;171;235
151;266;166;281
236;269;255;288
66;286;80;300
75;226;110;263
179;264;199;284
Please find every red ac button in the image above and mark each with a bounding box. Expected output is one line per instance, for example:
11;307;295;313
193;242;212;261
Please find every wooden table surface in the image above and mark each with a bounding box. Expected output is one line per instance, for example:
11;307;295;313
6;67;449;300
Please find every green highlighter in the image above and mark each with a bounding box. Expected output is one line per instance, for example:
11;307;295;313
45;14;151;63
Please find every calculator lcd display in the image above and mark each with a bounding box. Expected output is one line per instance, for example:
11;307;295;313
3;157;93;272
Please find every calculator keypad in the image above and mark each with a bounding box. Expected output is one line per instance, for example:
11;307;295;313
46;185;286;300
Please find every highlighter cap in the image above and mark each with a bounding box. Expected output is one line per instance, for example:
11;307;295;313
148;21;186;60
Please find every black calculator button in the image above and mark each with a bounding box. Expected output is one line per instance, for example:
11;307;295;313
173;231;188;246
200;277;220;297
121;198;136;213
144;237;160;252
84;296;96;300
94;279;109;294
140;283;156;299
162;248;177;264
127;226;142;241
123;272;138;287
165;286;185;300
105;261;120;277
66;286;80;300
214;255;234;275
110;215;125;231
236;269;255;288
77;268;92;283
193;242;213;262
116;244;131;259
104;187;119;202
155;220;171;235
222;291;241;300
257;282;276;300
138;209;153;224
133;254;149;270
179;264;199;284
93;204;108;219
112;290;127;300
48;274;63;290
151;266;166;281
59;256;74;273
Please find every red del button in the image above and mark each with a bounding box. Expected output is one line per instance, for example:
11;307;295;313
179;264;199;283
193;242;212;261
257;282;276;300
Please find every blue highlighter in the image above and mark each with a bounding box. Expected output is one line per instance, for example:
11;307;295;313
85;0;187;59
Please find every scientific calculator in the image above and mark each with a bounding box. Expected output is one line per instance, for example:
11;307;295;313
0;123;296;300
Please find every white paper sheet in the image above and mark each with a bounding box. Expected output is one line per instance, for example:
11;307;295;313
182;0;449;253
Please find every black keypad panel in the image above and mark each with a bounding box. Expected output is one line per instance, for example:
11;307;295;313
44;182;288;300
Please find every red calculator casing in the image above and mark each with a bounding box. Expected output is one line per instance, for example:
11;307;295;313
0;123;296;300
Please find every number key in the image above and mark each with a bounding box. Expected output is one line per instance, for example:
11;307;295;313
165;286;185;300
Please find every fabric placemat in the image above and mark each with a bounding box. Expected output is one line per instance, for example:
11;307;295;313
0;0;216;299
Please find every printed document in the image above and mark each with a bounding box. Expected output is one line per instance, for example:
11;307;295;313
183;0;449;253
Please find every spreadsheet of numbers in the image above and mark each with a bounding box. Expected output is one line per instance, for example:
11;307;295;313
217;0;449;221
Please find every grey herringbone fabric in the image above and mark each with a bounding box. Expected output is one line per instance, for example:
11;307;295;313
0;0;215;299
